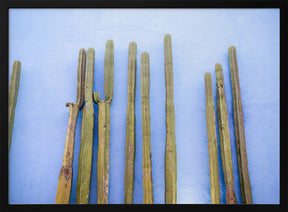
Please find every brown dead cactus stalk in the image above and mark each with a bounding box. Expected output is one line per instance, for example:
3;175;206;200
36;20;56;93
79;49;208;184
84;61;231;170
55;49;86;204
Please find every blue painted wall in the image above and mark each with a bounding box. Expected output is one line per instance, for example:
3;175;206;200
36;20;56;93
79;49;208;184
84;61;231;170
9;9;279;204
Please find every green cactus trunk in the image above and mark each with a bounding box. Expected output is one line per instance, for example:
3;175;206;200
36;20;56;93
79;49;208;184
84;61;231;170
215;63;236;204
228;46;252;204
8;60;21;153
164;34;177;204
93;40;114;204
204;72;220;204
124;41;137;204
141;52;153;204
77;47;95;204
55;49;86;204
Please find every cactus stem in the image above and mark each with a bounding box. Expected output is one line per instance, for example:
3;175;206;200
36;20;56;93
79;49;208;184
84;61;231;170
215;63;236;204
124;41;137;204
228;46;252;204
205;72;220;204
55;49;86;204
8;60;21;153
141;52;153;204
93;40;114;204
77;47;95;204
164;34;177;204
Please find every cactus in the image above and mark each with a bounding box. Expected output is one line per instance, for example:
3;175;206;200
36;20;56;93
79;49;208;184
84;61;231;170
215;63;236;204
141;52;153;204
76;47;95;204
204;72;220;204
92;40;114;204
124;41;137;204
55;49;86;204
164;34;177;204
8;60;21;153
228;46;252;204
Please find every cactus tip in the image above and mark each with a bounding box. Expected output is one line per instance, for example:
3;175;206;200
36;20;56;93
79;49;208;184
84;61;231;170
141;51;149;56
87;47;95;54
79;48;86;53
204;72;212;81
228;46;236;51
106;40;114;45
129;41;137;48
164;34;172;42
215;63;223;71
13;60;21;65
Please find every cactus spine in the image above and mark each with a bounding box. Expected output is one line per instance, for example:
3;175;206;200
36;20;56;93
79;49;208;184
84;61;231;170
8;60;21;153
77;47;95;204
215;63;236;204
55;49;86;204
228;46;252;204
93;40;114;204
124;41;137;204
204;72;220;204
141;52;153;204
164;34;177;204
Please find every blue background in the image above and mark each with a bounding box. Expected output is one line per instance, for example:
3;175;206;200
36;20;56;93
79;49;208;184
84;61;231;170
9;9;279;204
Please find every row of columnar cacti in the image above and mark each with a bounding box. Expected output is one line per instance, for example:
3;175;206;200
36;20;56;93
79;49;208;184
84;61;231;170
55;36;175;204
124;34;177;204
205;46;252;204
56;41;115;204
10;37;250;205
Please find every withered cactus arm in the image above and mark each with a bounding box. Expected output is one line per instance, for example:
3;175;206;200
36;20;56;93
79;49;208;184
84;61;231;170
8;60;21;153
204;72;220;204
92;40;114;204
124;41;137;204
55;49;86;204
228;46;252;204
215;63;236;204
77;47;95;204
141;52;153;204
164;34;177;204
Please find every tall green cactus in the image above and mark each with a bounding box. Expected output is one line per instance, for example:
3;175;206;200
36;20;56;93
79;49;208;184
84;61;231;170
8;60;21;153
141;52;153;204
55;49;86;204
228;46;252;204
164;34;177;204
204;72;220;204
215;63;236;204
93;40;114;204
124;41;137;204
77;47;95;204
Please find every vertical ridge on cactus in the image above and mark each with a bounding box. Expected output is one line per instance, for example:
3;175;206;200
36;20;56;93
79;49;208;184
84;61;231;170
228;46;252;204
205;72;220;204
77;47;95;204
55;49;86;204
124;41;137;204
215;63;236;204
141;52;153;204
93;40;114;204
164;34;177;204
8;60;21;153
